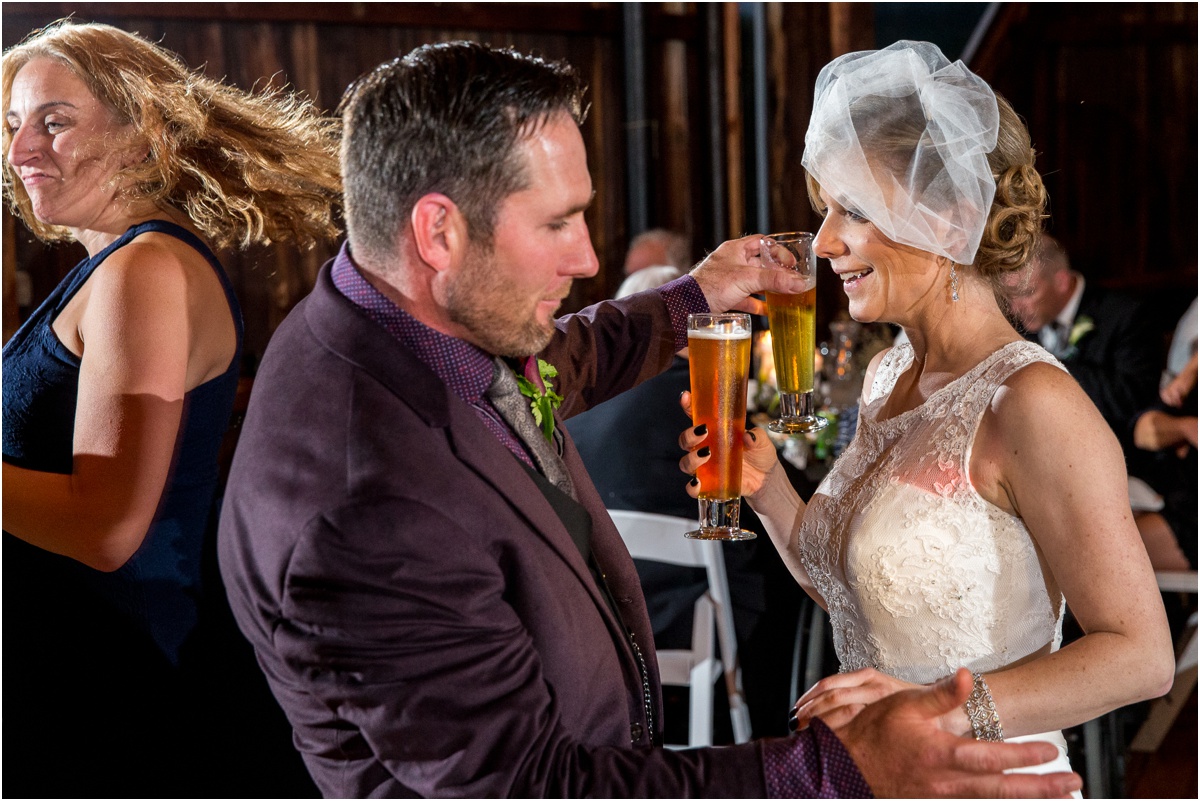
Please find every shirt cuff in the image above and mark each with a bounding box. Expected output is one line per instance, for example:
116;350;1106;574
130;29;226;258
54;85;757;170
657;274;710;353
761;719;874;799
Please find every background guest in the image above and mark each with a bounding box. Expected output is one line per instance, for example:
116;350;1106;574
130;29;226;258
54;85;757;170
1;20;339;796
1132;299;1198;572
1160;297;1197;408
1006;232;1162;455
623;226;691;275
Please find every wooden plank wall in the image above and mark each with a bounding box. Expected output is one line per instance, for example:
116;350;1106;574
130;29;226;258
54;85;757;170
5;3;1194;365
973;2;1197;323
2;2;711;368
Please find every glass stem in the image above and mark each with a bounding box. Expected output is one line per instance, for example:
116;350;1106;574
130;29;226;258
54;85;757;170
778;391;818;420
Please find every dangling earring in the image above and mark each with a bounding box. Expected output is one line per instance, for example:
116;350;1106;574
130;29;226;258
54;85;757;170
950;263;960;302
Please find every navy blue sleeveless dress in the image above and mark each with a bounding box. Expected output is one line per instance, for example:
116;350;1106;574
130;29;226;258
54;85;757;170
2;220;244;794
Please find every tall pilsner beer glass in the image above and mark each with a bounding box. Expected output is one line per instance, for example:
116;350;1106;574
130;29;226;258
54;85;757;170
686;313;755;541
762;232;827;434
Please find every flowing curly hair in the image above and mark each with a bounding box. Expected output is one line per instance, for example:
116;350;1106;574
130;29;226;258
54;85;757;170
2;19;341;249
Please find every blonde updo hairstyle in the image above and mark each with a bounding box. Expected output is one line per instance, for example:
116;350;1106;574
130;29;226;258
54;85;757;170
2;19;341;249
806;93;1047;289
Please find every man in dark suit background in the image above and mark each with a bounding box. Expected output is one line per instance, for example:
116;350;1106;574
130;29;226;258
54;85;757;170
217;41;1080;798
1007;233;1161;455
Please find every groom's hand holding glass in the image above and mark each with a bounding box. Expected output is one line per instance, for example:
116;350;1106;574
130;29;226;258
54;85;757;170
685;234;814;315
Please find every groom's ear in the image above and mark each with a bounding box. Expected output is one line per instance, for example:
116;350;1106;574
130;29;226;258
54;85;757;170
411;193;467;273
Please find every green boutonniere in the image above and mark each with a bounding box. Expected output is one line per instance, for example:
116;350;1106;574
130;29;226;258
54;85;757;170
1068;316;1095;347
516;357;564;442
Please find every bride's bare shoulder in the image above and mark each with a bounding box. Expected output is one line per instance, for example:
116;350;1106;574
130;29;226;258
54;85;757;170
983;359;1120;476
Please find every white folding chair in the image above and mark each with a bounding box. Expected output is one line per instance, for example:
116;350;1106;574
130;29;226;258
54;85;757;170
1129;569;1198;753
608;509;752;747
789;594;829;703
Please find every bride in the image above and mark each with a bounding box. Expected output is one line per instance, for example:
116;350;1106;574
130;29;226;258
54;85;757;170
679;41;1173;777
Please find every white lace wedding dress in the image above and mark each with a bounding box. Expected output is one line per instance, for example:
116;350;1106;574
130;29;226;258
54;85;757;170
799;340;1074;775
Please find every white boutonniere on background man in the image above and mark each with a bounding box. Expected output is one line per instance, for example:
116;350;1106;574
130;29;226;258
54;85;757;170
1060;315;1094;360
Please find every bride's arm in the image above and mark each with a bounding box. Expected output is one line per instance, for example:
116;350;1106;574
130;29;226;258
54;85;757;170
956;360;1174;737
748;346;893;598
753;346;889;605
744;448;818;599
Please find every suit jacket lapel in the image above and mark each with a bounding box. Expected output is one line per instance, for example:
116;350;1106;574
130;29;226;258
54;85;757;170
301;264;642;659
1071;285;1103;359
559;431;663;695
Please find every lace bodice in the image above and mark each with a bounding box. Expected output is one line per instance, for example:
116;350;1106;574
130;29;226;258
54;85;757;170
799;340;1068;684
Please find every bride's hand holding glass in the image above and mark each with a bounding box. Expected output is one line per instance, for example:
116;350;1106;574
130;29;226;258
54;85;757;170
677;390;781;500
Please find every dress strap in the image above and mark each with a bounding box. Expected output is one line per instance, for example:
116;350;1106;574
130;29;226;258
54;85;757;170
955;341;1068;441
867;342;914;403
46;225;145;316
973;341;1067;389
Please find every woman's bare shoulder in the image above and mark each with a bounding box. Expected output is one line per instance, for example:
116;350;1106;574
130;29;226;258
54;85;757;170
80;231;217;343
982;356;1122;485
991;358;1099;426
89;230;220;307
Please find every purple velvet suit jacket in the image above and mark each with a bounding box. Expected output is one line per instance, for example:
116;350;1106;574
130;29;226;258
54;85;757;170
218;262;788;797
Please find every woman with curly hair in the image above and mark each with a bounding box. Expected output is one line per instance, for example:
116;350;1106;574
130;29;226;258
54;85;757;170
679;41;1173;784
2;19;339;794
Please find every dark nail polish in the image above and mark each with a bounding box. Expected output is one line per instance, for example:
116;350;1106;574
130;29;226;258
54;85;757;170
697;447;710;458
748;430;757;442
693;424;707;437
689;477;699;487
788;715;799;733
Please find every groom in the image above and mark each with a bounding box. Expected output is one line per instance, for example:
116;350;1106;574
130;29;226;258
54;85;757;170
218;41;1082;798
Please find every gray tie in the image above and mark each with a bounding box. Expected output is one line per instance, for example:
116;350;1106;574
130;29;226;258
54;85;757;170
486;358;576;500
1044;321;1071;358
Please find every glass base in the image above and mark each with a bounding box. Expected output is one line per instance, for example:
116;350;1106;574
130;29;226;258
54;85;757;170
768;391;828;434
686;497;757;541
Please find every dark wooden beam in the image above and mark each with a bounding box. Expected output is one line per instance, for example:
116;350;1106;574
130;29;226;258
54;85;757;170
2;2;623;37
1044;19;1197;45
644;7;698;43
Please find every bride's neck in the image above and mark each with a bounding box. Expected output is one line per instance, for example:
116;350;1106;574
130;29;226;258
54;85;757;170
902;286;1018;377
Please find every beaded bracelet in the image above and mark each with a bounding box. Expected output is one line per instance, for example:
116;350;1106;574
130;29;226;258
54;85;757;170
964;672;1005;742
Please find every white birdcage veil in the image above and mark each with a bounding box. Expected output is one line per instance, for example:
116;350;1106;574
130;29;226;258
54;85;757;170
802;40;1000;265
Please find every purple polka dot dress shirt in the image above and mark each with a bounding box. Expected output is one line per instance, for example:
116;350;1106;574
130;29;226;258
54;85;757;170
331;248;536;467
763;720;874;798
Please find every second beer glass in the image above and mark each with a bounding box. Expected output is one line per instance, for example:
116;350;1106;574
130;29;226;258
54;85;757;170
686;313;755;540
762;232;827;434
